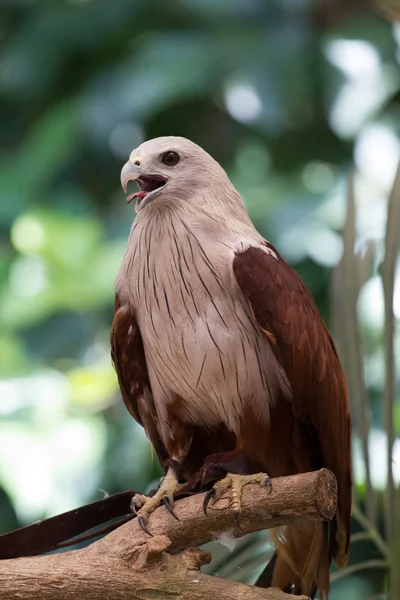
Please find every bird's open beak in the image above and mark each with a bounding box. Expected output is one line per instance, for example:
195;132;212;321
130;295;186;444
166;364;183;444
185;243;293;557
120;162;141;193
120;162;168;207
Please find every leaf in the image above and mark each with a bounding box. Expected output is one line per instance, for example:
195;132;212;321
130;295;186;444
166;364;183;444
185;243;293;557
381;161;400;542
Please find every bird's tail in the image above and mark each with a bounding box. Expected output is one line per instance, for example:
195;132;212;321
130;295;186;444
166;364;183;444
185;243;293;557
256;521;330;599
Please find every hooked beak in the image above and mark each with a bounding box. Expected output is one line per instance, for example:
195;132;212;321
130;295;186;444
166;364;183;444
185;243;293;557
120;162;168;210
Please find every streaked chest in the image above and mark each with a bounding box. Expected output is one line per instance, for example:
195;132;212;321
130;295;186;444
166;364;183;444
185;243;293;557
116;212;271;431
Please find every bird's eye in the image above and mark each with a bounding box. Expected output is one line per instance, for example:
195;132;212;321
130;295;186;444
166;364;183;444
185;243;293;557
161;151;179;167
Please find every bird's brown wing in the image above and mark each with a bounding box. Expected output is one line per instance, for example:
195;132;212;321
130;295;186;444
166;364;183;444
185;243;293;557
233;243;351;568
110;294;168;466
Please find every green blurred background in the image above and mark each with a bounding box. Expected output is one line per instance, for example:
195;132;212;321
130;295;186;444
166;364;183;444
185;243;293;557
0;1;399;598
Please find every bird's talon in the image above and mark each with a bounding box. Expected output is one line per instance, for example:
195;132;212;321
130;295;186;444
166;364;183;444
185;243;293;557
130;467;182;530
233;509;243;532
203;488;216;515
163;496;180;521
204;472;270;526
130;493;147;515
138;515;153;536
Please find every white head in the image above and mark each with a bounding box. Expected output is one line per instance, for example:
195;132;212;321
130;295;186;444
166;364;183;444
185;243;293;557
120;136;246;218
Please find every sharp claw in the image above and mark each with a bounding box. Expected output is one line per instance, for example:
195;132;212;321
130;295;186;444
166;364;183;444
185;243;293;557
138;515;153;536
163;496;180;521
265;477;272;493
130;498;138;515
203;488;216;515
233;509;243;532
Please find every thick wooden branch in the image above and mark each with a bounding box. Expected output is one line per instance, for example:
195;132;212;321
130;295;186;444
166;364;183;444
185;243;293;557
0;469;336;600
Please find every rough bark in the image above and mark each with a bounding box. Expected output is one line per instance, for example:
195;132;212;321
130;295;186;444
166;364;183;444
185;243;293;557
0;469;337;600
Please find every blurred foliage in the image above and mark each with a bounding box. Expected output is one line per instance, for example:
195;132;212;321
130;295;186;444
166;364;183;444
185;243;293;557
0;1;399;599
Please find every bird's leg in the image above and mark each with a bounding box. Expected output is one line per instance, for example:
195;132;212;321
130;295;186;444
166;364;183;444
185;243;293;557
131;465;185;535
203;472;272;530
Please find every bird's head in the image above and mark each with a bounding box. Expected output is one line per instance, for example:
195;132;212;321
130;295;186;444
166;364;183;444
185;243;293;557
120;136;238;214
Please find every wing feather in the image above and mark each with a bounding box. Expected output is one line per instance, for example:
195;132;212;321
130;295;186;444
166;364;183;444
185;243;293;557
110;294;167;465
233;243;351;567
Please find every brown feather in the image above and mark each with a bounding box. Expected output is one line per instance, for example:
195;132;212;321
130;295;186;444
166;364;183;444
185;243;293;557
110;294;168;466
233;244;352;597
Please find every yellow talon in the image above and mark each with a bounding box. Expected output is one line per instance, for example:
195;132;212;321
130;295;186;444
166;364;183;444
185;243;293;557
204;472;272;529
131;467;183;534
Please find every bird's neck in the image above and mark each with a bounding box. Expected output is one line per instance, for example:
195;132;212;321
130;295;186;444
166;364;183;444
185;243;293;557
134;188;256;239
116;201;263;310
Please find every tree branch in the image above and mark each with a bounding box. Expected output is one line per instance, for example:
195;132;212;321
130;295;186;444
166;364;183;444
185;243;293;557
0;469;336;600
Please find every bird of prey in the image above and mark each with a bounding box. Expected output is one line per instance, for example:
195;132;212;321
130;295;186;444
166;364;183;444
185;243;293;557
111;136;352;598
